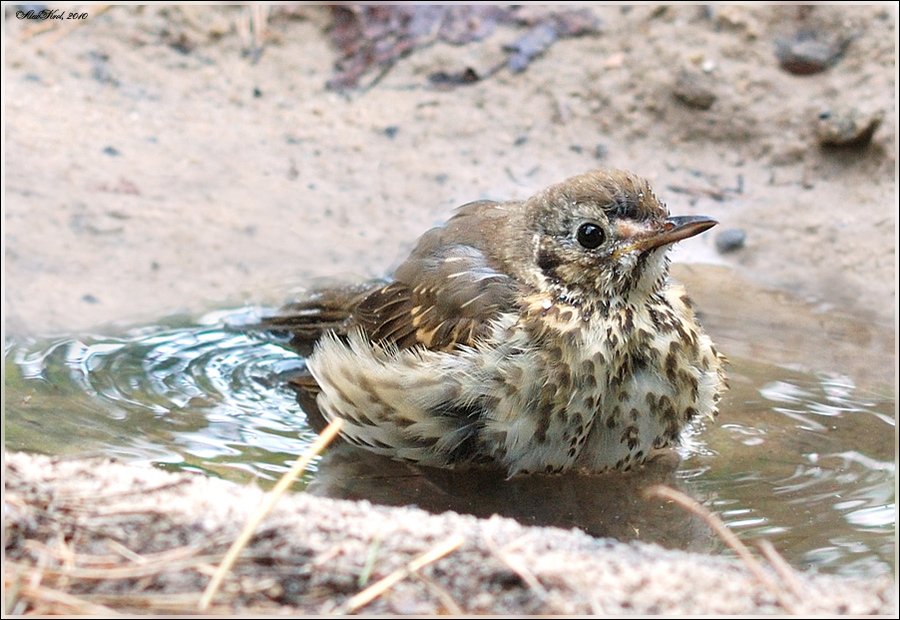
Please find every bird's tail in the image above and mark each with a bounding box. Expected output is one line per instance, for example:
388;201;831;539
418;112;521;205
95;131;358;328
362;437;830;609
259;280;385;355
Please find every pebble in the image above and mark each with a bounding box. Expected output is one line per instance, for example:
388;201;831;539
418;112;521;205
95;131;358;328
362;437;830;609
816;108;883;147
775;31;853;75
715;228;746;254
673;70;716;110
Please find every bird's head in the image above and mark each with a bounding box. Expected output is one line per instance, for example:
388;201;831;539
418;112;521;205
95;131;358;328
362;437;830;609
517;169;716;311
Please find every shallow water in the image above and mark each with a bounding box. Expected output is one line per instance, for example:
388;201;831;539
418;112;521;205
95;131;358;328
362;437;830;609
4;306;895;580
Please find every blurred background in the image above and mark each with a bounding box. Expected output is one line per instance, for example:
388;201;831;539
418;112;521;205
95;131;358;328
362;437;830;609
4;4;895;335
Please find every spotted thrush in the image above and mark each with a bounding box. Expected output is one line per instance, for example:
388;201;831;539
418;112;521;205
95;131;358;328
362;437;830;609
265;169;726;475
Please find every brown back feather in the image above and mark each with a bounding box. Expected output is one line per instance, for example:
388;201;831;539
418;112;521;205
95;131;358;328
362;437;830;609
266;200;522;353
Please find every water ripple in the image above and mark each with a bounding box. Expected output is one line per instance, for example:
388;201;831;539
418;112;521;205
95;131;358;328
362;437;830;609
6;309;315;482
4;307;896;578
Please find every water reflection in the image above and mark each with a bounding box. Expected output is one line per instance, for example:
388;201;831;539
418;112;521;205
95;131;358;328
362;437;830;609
307;444;715;552
3;307;895;579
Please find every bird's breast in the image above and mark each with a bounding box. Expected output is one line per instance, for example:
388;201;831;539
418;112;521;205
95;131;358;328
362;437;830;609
478;290;722;473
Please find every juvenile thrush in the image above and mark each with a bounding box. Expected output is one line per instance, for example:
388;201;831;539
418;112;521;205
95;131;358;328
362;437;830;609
265;169;726;475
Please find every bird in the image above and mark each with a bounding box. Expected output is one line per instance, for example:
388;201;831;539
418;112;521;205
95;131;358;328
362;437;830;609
264;169;726;476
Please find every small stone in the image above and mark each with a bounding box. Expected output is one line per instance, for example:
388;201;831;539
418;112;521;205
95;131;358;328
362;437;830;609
715;228;746;254
816;108;883;147
673;71;716;110
775;31;853;75
428;67;480;87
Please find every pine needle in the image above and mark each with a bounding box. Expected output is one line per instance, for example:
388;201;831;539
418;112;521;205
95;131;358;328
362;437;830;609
340;535;465;614
198;418;343;611
646;484;798;612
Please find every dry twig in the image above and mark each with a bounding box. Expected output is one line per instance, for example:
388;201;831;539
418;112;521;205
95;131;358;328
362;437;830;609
23;536;213;570
198;418;343;611
481;517;573;614
756;539;809;601
6;557;220;582
14;582;119;616
646;485;800;612
482;525;549;601
339;535;465;614
413;572;465;615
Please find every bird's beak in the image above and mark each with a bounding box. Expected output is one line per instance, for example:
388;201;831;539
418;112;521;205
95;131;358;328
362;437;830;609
616;215;717;257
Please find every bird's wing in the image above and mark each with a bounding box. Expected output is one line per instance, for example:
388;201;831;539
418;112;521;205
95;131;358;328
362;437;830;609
265;200;520;352
356;242;517;351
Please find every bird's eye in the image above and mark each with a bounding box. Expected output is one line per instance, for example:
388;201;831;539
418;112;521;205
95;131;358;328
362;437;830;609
576;222;605;249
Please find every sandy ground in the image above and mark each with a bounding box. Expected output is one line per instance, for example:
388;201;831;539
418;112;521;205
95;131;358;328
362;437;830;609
3;5;896;336
3;4;898;615
4;451;895;615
